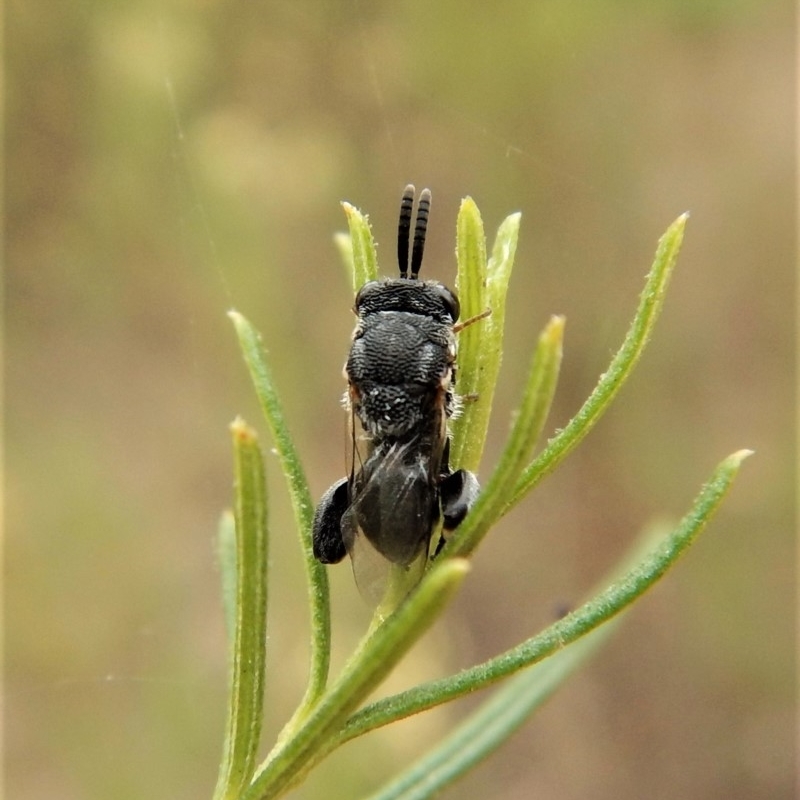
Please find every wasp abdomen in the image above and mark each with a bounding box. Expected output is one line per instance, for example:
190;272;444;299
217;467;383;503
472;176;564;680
345;442;438;565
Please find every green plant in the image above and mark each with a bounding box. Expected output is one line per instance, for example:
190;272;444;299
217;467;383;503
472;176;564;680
213;195;750;800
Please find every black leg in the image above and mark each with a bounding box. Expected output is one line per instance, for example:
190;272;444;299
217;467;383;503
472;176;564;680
312;478;350;563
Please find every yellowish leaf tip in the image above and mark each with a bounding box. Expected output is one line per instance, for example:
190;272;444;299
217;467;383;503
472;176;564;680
545;314;566;338
230;416;257;442
342;201;368;221
673;211;690;228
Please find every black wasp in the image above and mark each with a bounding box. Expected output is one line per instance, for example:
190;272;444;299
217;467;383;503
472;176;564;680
312;185;481;604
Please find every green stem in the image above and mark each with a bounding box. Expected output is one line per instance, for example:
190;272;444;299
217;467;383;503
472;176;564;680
364;517;686;800
243;559;470;800
334;449;750;746
368;618;619;800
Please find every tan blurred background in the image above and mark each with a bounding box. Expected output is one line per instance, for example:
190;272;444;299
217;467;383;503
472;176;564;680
7;2;794;799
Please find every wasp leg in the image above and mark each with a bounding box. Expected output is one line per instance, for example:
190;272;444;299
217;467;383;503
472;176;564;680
432;468;480;557
441;468;479;529
312;478;349;564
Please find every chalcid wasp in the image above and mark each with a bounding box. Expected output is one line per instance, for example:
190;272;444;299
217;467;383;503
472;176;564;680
312;185;483;604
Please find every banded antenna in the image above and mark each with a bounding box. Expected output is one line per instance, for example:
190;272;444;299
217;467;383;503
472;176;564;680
397;185;415;278
410;188;431;279
397;185;432;279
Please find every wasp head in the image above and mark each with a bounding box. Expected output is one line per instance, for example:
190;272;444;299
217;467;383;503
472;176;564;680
353;185;460;322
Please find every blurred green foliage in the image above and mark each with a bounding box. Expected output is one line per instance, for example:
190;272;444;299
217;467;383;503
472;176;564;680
7;2;794;799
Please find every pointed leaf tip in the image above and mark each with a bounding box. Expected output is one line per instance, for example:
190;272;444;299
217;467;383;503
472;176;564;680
543;314;566;341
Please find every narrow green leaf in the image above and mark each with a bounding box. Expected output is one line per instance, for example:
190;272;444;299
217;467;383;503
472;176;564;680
506;213;688;512
367;616;618;800
451;209;521;473
365;518;680;800
217;510;238;647
243;559;471;800
449;199;488;468
454;197;488;321
342;201;379;292
446;315;564;558
335;449;751;744
229;311;331;709
213;419;269;800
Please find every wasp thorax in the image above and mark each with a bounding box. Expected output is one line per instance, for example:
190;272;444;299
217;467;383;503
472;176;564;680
347;288;456;438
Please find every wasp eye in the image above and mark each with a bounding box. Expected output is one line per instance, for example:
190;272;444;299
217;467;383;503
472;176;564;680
354;280;381;310
433;284;460;321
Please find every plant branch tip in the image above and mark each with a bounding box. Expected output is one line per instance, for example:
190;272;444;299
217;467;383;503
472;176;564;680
544;315;566;338
669;212;689;230
342;201;364;216
230;417;257;441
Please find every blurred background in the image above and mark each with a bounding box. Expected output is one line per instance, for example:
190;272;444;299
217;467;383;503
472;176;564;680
7;2;794;798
